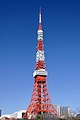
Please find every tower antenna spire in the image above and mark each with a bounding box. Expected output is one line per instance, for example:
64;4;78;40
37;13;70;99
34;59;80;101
38;7;42;30
39;7;42;23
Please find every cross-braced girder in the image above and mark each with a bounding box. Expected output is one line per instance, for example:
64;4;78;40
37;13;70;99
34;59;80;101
23;76;59;118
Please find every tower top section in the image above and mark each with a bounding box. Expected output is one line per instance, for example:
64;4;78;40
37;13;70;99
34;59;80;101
37;7;43;41
33;7;47;77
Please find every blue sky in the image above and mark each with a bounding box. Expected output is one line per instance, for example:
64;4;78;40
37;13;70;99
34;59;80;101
0;0;80;114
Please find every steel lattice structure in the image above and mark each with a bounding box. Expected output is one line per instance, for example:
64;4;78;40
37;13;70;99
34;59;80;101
23;8;59;119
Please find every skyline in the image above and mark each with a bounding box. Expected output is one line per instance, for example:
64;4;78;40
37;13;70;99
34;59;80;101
0;0;80;114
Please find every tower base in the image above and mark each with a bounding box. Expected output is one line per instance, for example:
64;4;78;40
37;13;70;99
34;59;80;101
23;76;59;119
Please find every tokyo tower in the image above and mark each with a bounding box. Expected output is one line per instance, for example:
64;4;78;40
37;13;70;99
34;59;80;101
23;8;59;119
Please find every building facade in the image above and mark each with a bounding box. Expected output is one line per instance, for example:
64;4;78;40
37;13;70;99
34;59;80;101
10;110;26;119
1;110;26;119
60;106;71;118
55;105;61;116
0;109;2;117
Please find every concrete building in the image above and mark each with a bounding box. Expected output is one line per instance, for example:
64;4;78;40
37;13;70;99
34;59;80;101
10;110;26;119
76;114;80;119
1;115;10;119
55;105;61;116
1;110;26;119
60;106;71;118
0;109;2;117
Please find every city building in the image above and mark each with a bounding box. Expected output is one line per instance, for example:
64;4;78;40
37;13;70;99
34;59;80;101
76;114;80;119
1;110;26;119
0;109;2;117
10;110;26;119
60;106;71;118
1;114;10;119
55;105;61;116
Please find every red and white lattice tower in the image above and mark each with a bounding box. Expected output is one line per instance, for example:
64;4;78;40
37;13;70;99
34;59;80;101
23;8;59;118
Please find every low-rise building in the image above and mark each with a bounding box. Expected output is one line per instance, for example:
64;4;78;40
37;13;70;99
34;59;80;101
1;110;26;119
10;110;26;119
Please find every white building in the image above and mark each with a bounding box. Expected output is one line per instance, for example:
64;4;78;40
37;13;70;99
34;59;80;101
1;110;26;119
1;114;10;119
10;110;26;119
55;105;61;116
